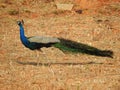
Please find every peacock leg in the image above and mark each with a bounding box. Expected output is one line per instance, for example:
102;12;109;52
41;51;55;76
36;50;47;66
40;51;48;66
36;50;40;66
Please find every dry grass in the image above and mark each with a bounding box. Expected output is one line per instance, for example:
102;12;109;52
0;0;120;90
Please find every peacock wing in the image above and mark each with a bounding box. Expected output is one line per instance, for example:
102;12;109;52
28;36;60;44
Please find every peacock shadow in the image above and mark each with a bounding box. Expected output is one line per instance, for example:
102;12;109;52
16;61;103;66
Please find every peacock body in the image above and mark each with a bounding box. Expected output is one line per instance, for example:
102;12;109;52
17;20;113;58
18;21;60;50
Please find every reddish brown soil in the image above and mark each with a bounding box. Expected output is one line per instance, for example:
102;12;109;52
0;0;120;90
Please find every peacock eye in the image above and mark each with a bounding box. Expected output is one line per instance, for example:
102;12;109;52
17;21;21;25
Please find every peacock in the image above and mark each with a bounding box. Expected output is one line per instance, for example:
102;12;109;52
17;20;113;59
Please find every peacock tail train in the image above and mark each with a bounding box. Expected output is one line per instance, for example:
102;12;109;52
53;38;113;58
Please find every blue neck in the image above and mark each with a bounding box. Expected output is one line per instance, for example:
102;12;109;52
19;24;30;47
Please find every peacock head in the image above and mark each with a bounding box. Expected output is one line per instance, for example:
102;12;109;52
17;20;24;26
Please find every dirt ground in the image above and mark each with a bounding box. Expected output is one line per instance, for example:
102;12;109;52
0;0;120;90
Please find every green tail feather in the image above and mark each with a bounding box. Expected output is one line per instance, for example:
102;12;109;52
54;43;82;53
53;38;113;58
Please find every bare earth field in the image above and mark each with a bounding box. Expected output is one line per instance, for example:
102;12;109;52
0;0;120;90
